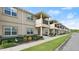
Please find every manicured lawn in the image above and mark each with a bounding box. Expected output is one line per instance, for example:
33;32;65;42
22;34;71;51
71;29;79;32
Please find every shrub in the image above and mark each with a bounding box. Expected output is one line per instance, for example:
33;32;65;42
2;40;8;44
0;36;24;48
32;35;38;41
0;35;44;48
1;40;17;48
16;36;23;43
1;42;17;48
32;35;44;41
0;39;2;45
23;35;43;41
27;36;32;41
23;35;28;42
2;36;24;43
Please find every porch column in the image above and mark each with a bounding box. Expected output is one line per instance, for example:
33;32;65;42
40;26;43;36
40;13;43;36
48;19;50;36
48;28;49;36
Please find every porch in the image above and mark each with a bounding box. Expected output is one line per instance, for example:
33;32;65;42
36;27;50;36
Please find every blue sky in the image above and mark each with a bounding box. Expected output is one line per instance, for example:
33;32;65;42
22;7;79;29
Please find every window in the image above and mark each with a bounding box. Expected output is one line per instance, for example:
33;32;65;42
12;27;17;35
12;8;17;16
50;21;53;24
26;14;33;20
4;26;17;36
55;24;59;28
4;7;17;16
4;7;11;15
43;20;48;25
5;27;11;35
27;28;33;34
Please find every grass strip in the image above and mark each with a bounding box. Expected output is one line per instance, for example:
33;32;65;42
22;34;71;51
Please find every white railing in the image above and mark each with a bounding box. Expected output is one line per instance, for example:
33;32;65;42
35;18;49;27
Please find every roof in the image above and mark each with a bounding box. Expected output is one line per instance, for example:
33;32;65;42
50;20;58;24
14;7;34;15
34;12;50;19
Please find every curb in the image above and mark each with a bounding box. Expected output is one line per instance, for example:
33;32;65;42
55;35;71;51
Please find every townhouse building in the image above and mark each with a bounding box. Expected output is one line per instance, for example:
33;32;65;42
50;20;69;36
35;12;50;36
0;7;69;38
0;7;38;37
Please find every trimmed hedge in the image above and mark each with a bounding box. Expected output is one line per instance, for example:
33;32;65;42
1;42;17;48
0;35;43;48
2;36;23;43
23;35;43;41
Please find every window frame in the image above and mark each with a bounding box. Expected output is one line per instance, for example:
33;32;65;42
26;13;33;21
27;28;33;35
3;7;17;17
3;26;17;37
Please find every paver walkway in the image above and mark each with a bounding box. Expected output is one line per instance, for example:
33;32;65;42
0;34;67;51
60;33;79;51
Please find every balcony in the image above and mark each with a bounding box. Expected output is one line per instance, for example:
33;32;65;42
43;19;48;25
35;18;49;28
50;23;59;29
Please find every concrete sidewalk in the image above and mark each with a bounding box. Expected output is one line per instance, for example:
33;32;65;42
0;34;67;51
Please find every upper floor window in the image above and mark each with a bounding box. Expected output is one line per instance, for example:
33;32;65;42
43;19;48;25
26;13;33;20
4;7;17;16
50;21;54;24
55;24;58;27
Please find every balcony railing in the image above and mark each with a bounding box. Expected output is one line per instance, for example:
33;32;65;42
43;19;48;25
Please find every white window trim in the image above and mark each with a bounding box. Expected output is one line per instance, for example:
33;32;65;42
3;26;17;37
26;13;34;21
27;28;34;35
3;7;17;17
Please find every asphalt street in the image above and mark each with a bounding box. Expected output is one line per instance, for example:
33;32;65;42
60;33;79;51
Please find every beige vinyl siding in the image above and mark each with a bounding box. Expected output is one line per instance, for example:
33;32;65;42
0;7;38;36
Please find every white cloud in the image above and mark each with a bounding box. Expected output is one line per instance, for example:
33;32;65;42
66;13;75;19
48;9;79;29
60;13;79;29
60;19;79;29
62;7;73;10
48;10;61;15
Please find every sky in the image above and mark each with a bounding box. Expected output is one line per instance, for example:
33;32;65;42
22;7;79;29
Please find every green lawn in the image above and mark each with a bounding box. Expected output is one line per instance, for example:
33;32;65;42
71;29;79;32
22;34;71;51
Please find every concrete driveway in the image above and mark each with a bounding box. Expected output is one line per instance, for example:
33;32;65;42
60;33;79;51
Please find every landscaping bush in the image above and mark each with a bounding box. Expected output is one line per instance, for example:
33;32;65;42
32;35;43;41
4;37;16;43
23;35;43;41
1;42;17;48
2;40;8;44
32;35;38;41
0;35;43;49
0;40;17;48
23;35;28;42
27;36;32;41
0;36;24;48
0;40;2;45
16;36;24;43
0;36;2;45
2;36;24;43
